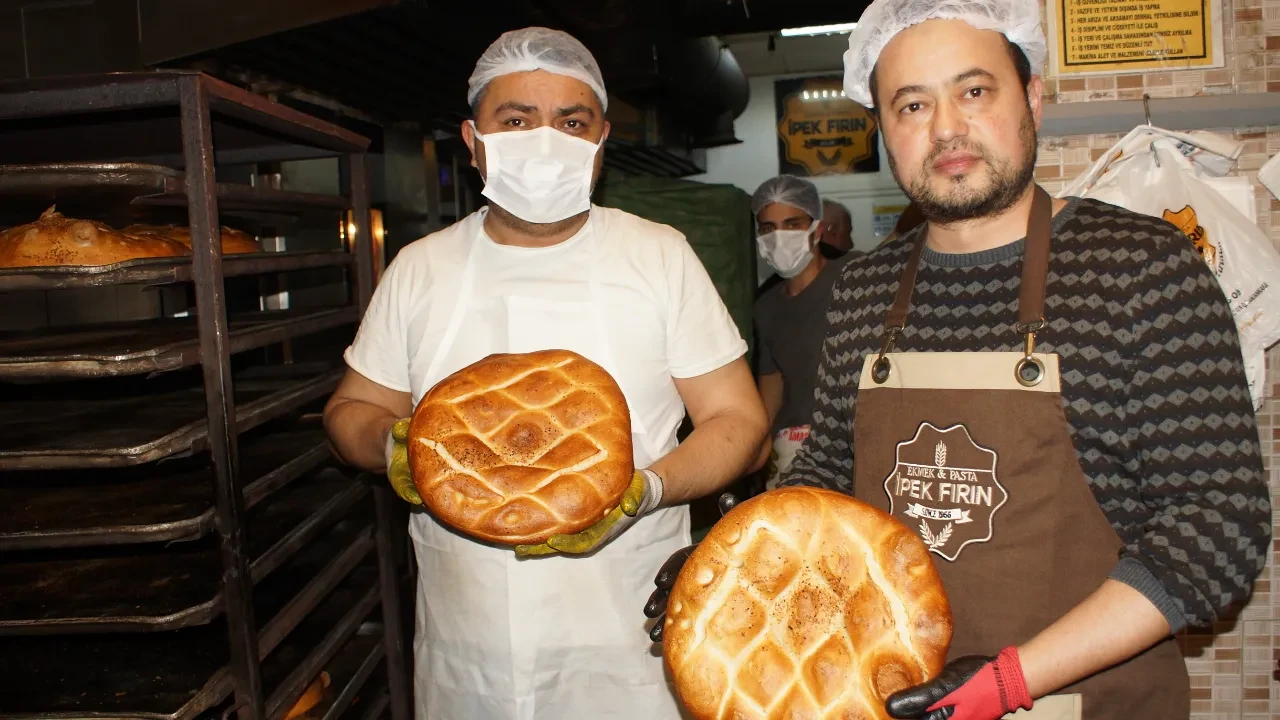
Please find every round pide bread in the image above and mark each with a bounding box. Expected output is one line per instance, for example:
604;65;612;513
663;487;953;720
407;349;634;545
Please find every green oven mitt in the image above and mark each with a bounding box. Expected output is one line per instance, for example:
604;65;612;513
385;418;421;505
515;469;662;558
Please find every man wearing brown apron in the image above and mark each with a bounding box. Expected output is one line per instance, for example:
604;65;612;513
645;1;1271;718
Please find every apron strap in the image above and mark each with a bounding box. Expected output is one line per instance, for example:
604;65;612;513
883;231;927;334
871;185;1055;386
1017;187;1053;331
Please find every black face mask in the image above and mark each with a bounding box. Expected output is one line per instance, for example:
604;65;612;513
817;241;848;259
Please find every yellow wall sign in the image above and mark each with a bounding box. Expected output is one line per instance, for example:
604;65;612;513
1048;0;1224;76
775;76;880;177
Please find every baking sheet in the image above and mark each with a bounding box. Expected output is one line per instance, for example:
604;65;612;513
0;363;341;469
0;472;369;634
0;307;357;379
0;419;330;550
0;521;378;719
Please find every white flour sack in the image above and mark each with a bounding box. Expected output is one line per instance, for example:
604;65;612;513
1060;126;1280;409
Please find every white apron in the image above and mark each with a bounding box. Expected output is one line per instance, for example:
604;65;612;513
409;210;691;720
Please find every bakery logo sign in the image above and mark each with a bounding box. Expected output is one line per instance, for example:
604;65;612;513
884;422;1007;562
774;76;880;177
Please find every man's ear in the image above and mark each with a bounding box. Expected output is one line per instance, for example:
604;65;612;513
1027;75;1045;132
461;120;479;169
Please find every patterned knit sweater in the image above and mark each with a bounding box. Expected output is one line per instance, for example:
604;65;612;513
779;196;1271;631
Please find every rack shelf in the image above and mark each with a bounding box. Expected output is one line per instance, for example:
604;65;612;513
0;70;406;720
0;525;377;719
263;593;382;720
0;163;352;214
0;249;353;292
352;686;390;720
0;471;369;635
0;307;358;379
314;625;386;720
0;363;341;470
0;419;329;551
0;308;356;379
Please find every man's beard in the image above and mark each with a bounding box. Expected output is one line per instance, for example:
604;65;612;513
888;110;1037;225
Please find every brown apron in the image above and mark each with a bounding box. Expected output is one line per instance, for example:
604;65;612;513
853;189;1189;720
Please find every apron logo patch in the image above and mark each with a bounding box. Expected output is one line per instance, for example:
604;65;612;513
884;422;1008;562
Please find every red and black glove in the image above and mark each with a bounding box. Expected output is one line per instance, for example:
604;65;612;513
885;647;1033;720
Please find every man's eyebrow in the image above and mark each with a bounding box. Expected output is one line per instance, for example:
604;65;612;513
494;101;537;114
889;84;927;107
555;104;596;119
951;68;996;85
887;68;997;106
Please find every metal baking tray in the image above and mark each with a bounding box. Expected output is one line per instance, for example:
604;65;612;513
0;471;369;635
0;307;358;379
0;418;331;551
0;163;352;213
0;363;341;470
351;685;391;720
0;249;353;291
0;521;378;719
264;589;382;720
317;627;387;720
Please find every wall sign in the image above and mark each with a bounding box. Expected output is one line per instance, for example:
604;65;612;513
873;204;909;238
775;76;880;177
1047;0;1224;76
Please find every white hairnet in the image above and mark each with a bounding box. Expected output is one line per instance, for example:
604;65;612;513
752;175;822;222
842;0;1046;108
468;27;608;111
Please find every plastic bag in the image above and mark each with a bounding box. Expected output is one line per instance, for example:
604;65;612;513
1060;126;1280;409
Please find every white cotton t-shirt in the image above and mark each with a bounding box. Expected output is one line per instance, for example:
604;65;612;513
342;205;748;458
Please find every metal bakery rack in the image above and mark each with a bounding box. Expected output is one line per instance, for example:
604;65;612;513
0;71;411;720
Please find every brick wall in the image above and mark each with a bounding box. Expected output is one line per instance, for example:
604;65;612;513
1033;1;1280;717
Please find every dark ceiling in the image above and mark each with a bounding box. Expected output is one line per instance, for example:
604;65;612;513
176;0;871;132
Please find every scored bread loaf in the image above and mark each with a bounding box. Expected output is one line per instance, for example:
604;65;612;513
0;206;189;268
406;349;634;545
124;223;263;254
663;487;953;720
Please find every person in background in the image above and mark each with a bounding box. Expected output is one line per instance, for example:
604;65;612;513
649;0;1270;717
751;175;848;490
323;26;767;720
818;198;861;258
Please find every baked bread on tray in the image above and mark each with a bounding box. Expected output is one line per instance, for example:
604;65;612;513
0;206;189;268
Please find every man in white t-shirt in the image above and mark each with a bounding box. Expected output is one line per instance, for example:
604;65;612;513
322;26;768;720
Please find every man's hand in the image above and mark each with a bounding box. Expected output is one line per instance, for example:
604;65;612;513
886;648;1032;720
643;492;740;642
385;418;421;505
514;469;663;558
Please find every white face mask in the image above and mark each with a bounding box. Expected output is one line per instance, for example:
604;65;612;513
757;222;818;278
471;123;601;225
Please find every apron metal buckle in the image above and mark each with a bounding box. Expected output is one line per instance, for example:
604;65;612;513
872;326;902;384
872;355;892;384
1014;318;1047;387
